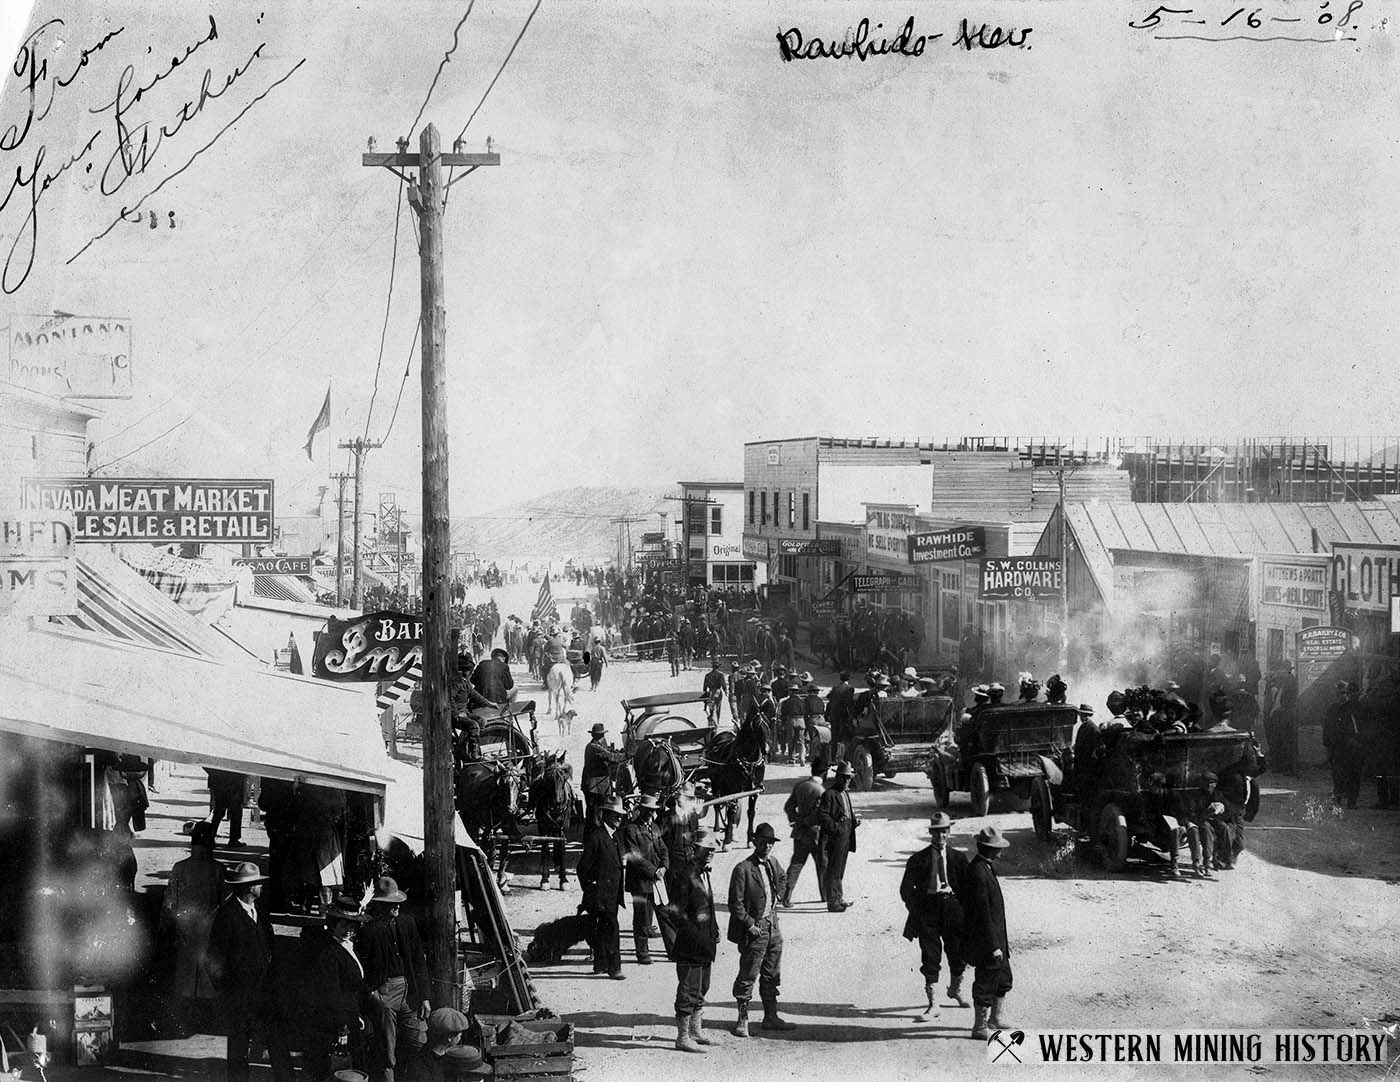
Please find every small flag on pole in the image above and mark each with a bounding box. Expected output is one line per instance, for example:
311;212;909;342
531;574;558;623
304;386;331;460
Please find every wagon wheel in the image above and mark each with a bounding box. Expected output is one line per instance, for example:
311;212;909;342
1097;802;1129;872
850;745;875;792
928;767;949;812
1030;776;1053;842
969;763;991;817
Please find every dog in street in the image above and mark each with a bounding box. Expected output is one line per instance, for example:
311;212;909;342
523;910;594;966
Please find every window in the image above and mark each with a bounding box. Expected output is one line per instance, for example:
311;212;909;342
788;491;796;529
802;492;810;531
761;491;768;525
748;490;754;525
711;506;722;535
773;491;780;528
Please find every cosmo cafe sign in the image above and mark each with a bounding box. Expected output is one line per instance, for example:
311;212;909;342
21;478;274;542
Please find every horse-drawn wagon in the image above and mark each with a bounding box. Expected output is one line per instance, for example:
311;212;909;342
846;694;956;791
925;701;1079;816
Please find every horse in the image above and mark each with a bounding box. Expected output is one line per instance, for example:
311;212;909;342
544;662;575;718
702;718;768;850
454;759;524;891
526;756;577;888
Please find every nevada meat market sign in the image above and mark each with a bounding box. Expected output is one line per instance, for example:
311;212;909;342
21;478;274;542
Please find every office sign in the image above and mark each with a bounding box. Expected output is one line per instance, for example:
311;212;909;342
21;478;274;542
234;556;313;575
313;609;423;682
980;557;1063;600
0;510;77;616
1329;543;1400;614
8;314;133;398
1297;625;1352;661
909;526;987;564
637;550;674;565
642;558;682;572
777;538;840;556
852;572;917;593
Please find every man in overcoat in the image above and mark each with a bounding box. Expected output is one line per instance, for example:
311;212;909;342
581;724;627;826
817;761;859;912
899;812;971;1011
958;826;1012;1041
618;793;669;965
727;822;796;1037
205;861;275;1082
577;796;628;979
781;761;827;906
665;829;722;1054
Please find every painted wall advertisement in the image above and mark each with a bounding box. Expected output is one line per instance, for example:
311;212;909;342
909;526;987;564
980;556;1063;600
8;314;134;399
21;478;275;542
1;510;77;616
1329;543;1400;613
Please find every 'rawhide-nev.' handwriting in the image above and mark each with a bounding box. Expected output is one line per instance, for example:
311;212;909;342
909;526;986;564
313;610;423;682
21;478;272;541
980;556;1063;600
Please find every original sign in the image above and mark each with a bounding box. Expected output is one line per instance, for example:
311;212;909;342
0;510;76;616
1297;625;1352;661
909;526;987;564
777;538;841;556
980;557;1063;600
21;478;274;542
234;556;313;575
1259;559;1329;612
8;315;133;398
852;572;916;592
1329;543;1400;614
313;610;423;682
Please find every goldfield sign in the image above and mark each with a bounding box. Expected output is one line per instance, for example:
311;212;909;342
777;538;840;556
21;478;274;542
1329;543;1400;613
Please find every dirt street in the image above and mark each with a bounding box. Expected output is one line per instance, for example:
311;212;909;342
483;588;1400;1082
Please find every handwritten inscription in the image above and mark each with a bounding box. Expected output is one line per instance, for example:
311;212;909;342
0;15;305;295
1130;0;1365;40
777;16;1031;61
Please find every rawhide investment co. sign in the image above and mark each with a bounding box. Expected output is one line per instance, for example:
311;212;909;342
909;526;986;564
22;478;273;542
980;556;1063;600
313;610;423;682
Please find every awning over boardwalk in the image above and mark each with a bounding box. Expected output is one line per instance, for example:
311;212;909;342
1;627;392;795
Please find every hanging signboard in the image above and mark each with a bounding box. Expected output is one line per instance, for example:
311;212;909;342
21;478;274;542
1258;558;1329;612
0;510;77;616
1328;543;1400;614
642;558;682;572
8;314;134;398
233;556;313;575
980;556;1063;600
1297;625;1352;661
742;535;770;561
313;610;423;682
909;526;987;564
777;538;841;556
812;598;841;617
852;572;918;592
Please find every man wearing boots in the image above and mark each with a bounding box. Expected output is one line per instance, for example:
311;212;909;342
727;823;796;1037
959;826;1013;1041
578;796;628;979
781;761;827;906
356;877;430;1082
899;812;971;1014
618;793;669;965
818;761;859;912
666;829;722;1054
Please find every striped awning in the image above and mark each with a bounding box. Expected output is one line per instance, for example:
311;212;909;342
114;545;246;622
49;547;256;662
253;574;318;604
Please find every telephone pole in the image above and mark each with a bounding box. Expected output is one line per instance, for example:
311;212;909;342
363;124;499;1008
339;438;383;609
331;471;351;605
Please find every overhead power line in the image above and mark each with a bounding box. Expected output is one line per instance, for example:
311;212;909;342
409;1;476;140
362;177;407;441
454;0;541;144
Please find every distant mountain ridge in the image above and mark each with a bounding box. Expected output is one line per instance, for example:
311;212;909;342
451;486;671;564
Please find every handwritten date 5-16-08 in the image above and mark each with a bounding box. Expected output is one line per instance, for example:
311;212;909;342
1130;0;1364;36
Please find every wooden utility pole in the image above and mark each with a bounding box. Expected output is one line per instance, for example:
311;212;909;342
331;471;351;605
339;437;383;609
363;124;499;1009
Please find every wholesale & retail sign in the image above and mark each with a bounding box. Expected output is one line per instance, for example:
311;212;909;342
20;478;274;542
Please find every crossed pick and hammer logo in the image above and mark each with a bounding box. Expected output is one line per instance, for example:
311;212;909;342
988;1029;1025;1063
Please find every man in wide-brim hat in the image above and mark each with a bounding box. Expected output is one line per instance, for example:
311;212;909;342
619;792;669;965
582;723;627;826
899;812;971;1013
817;762;859;913
727;823;796;1037
357;877;430;1082
963;827;1013;1041
578;796;628;979
206;862;274;1082
306;895;370;1079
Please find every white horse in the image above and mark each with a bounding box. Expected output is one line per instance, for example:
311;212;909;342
545;661;575;718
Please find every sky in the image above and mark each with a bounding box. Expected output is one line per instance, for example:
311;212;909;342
1;0;1396;520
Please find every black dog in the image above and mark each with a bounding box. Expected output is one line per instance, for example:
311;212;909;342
523;911;594;966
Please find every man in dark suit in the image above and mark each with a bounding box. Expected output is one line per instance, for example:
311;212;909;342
899;812;971;1012
781;761;827;906
469;648;515;706
817;761;859;912
726;822;795;1037
824;673;855;762
958;826;1012;1041
356;877;430;1082
581;725;627;826
577;796;627;979
307;896;369;1078
665;828;721;1054
618;793;669;965
205;768;248;847
205;861;274;1082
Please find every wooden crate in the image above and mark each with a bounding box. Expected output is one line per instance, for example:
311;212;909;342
477;1015;574;1080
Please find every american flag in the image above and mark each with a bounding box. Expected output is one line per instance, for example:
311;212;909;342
531;574;559;623
376;660;422;711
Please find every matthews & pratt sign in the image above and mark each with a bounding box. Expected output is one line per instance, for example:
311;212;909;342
909;526;987;564
234;556;314;575
980;556;1063;600
313;610;423;682
21;478;274;542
